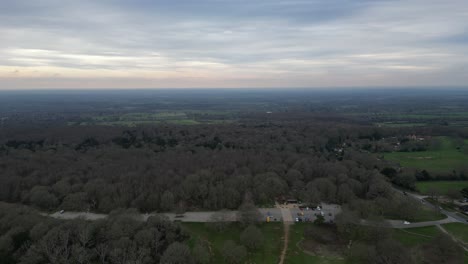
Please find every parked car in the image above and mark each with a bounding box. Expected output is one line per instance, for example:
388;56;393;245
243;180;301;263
59;210;65;214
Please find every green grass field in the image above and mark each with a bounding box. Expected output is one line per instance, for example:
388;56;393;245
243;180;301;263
181;222;283;264
383;137;468;173
414;207;447;222
393;226;468;262
70;111;236;126
392;226;441;246
441;223;468;244
375;122;428;127
385;207;446;222
416;181;468;195
285;223;344;264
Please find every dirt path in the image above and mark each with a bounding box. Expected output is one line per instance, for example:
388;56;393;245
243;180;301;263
436;224;468;252
279;208;293;264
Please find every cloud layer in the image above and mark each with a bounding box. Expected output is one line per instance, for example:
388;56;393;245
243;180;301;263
1;0;467;89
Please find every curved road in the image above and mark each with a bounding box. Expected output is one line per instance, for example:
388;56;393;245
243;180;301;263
392;187;468;224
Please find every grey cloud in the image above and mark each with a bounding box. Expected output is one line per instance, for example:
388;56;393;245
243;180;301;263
0;0;468;88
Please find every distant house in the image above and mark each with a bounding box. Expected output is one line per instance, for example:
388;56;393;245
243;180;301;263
286;199;298;204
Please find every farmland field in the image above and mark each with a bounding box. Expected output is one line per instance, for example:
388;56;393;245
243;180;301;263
415;181;468;194
70;111;236;126
383;137;468;173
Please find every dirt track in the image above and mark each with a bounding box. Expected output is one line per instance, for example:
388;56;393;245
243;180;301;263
278;207;294;264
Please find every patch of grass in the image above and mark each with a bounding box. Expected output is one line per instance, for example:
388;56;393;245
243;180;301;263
182;222;283;264
392;226;441;246
384;202;446;222
166;119;200;125
416;181;468;195
383;137;468;173
441;223;468;244
375;122;427;127
285;223;345;264
414;207;447;222
78;111;236;127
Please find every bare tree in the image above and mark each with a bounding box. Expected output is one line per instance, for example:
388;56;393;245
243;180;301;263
193;240;211;264
240;225;264;250
221;240;247;264
237;195;261;226
160;242;194;264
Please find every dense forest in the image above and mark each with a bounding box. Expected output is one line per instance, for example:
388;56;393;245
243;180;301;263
0;119;428;213
0;203;192;264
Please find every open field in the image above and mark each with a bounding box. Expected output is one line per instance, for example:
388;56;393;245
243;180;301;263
416;181;468;194
383;137;468;173
441;223;468;244
393;225;468;262
384;202;446;222
70;111;236;126
392;226;441;246
413;207;447;222
182;222;283;264
375;122;427;127
285;223;344;264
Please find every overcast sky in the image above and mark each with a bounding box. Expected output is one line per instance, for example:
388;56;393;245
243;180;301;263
1;0;467;89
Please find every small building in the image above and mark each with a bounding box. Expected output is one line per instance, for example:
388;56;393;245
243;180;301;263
286;199;298;204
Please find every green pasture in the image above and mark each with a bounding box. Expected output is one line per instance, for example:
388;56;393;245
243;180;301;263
69;111;236;126
383;137;468;173
415;181;468;195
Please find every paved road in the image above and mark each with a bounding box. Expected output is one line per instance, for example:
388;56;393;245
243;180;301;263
43;195;462;230
392;187;468;224
45;204;340;223
43;212;108;221
387;217;457;229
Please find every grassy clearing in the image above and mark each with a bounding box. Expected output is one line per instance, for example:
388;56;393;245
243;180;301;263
182;222;283;264
416;181;468;195
414;207;447;222
392;226;441;246
384;205;446;222
375;122;427;127
441;223;468;244
393;226;468;262
383;137;468;173
285;223;344;264
70;111;237;127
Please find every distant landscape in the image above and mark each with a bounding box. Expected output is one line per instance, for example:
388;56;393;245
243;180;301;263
2;0;468;262
0;89;467;264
